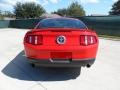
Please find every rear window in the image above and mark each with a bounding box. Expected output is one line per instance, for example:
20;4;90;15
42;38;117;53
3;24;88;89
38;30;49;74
36;18;87;29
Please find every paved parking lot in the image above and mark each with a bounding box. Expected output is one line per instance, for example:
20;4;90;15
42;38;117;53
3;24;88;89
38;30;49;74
0;28;120;90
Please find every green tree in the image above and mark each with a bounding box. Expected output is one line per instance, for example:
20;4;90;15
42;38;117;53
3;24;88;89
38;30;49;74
3;11;15;18
52;8;68;16
0;10;4;20
109;0;120;15
67;2;85;16
14;2;46;19
52;2;85;16
0;10;1;15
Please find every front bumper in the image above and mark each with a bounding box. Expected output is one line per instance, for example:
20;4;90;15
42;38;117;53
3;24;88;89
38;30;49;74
27;58;95;67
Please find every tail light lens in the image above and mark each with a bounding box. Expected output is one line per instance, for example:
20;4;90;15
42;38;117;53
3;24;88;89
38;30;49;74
26;35;43;45
80;35;97;46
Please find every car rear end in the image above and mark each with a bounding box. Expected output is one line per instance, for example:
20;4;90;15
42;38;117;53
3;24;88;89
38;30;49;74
23;18;99;67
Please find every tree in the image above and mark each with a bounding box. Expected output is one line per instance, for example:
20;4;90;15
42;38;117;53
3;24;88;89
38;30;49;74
0;10;1;15
52;2;85;16
67;2;85;16
3;11;15;18
109;0;120;15
0;10;3;20
52;8;68;16
14;2;46;19
0;10;4;20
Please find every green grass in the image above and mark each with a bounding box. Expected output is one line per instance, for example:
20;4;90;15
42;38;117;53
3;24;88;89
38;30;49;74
99;35;120;40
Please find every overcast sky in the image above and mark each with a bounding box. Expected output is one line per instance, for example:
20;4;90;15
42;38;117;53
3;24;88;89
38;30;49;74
0;0;118;15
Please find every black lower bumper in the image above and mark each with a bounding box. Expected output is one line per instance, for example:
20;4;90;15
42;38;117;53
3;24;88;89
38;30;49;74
27;58;95;67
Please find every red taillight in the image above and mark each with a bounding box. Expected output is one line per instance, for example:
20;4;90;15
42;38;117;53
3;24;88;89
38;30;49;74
26;35;43;45
80;35;97;46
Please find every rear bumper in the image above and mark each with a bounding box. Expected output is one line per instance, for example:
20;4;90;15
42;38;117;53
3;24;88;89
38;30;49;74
24;45;98;59
27;58;95;67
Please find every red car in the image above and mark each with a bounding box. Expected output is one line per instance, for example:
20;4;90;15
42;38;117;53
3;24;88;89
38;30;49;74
24;17;99;68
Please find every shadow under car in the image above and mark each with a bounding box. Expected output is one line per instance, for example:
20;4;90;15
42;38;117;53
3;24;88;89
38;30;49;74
2;51;81;81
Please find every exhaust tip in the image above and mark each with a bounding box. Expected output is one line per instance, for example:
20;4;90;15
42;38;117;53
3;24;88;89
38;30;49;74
86;64;91;68
31;63;35;68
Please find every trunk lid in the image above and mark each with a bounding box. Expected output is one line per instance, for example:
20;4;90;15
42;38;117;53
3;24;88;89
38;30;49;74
30;28;91;46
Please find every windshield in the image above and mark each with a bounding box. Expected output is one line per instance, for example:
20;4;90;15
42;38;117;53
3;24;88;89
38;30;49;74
36;18;87;29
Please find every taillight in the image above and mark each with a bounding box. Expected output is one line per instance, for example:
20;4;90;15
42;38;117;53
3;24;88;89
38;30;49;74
80;35;97;46
26;35;43;45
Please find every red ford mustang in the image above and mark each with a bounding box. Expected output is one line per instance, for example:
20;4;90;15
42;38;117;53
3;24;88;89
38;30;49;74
24;17;99;68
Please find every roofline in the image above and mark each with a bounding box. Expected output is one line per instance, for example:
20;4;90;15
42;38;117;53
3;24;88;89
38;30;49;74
44;17;79;21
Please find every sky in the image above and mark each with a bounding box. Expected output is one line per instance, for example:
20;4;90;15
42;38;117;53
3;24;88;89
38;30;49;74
0;0;118;15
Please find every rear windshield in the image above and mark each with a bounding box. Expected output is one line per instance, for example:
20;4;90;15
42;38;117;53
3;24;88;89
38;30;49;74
36;18;87;29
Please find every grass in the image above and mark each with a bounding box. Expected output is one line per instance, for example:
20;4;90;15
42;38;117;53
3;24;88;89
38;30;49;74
99;35;120;40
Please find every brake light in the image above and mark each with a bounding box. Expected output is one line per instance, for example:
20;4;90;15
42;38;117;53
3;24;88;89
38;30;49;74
80;35;97;46
26;35;43;45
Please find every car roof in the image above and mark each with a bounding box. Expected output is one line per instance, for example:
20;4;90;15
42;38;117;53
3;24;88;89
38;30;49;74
42;17;80;21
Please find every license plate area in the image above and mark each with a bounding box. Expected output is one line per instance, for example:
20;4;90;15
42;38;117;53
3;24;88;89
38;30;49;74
50;52;72;63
